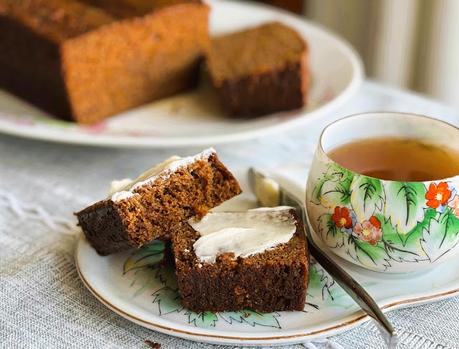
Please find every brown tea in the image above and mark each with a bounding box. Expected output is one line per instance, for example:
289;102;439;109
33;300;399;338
328;137;459;181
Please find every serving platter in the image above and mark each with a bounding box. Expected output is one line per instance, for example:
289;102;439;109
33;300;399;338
0;0;363;148
75;169;459;346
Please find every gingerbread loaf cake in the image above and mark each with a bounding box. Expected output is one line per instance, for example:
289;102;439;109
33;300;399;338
206;21;309;116
0;0;209;124
76;148;241;256
172;207;309;312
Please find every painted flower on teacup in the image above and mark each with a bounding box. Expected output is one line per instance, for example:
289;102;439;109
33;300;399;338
331;207;353;229
353;216;382;246
330;206;383;245
425;182;451;209
308;162;459;273
448;195;459;217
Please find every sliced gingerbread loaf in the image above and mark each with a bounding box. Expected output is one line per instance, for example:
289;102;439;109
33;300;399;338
0;0;209;124
76;149;241;256
206;21;309;116
172;208;309;312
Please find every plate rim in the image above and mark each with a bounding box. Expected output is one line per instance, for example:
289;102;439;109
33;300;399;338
0;0;364;149
75;233;459;346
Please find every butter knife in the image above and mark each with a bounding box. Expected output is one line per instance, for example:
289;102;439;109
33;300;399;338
248;168;398;348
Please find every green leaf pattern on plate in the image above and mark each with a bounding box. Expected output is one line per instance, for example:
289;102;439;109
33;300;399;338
122;242;353;329
185;311;219;328
123;240;165;274
219;309;281;328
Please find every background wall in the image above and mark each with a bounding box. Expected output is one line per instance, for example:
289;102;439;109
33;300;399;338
259;0;459;109
303;0;459;108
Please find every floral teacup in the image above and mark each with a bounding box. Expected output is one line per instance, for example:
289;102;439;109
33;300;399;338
306;112;459;273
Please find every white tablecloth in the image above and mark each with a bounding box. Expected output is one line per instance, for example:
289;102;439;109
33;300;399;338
1;81;458;349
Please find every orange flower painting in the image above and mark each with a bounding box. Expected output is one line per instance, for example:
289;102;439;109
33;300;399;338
425;182;451;209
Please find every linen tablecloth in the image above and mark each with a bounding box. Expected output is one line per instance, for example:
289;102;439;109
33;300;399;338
1;81;458;349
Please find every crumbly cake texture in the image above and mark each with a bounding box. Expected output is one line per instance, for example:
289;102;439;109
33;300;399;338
206;21;309;116
76;150;241;256
172;210;309;312
0;0;209;124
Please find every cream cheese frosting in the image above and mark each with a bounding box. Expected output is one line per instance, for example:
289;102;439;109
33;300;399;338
108;148;215;202
190;207;296;263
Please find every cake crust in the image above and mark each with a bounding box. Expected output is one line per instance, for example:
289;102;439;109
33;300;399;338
76;151;241;255
172;209;309;312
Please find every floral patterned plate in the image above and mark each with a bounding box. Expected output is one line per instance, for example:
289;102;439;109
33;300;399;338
0;0;362;148
75;171;459;346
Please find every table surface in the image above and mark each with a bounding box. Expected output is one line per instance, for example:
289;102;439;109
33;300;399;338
1;81;458;349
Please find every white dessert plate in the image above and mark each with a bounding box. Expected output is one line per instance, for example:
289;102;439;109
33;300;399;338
0;0;363;148
75;169;459;346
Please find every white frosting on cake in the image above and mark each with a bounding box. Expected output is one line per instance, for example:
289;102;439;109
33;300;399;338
109;148;215;202
190;207;296;263
109;178;134;195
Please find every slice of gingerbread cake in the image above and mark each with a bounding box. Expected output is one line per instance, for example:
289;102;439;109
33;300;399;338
0;0;209;124
206;21;309;116
76;148;241;256
172;207;309;312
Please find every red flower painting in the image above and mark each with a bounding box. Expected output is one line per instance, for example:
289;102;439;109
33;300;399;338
332;206;353;229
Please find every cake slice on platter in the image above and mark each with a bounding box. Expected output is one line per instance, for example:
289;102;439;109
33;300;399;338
0;0;209;124
206;21;309;116
172;207;309;312
76;148;241;256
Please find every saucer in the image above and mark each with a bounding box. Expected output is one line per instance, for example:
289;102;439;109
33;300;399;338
75;169;459;346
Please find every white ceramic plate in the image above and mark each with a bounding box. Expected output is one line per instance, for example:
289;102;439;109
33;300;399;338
75;170;459;346
0;0;363;148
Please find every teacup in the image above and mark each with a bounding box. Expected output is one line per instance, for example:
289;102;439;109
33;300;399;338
306;112;459;273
